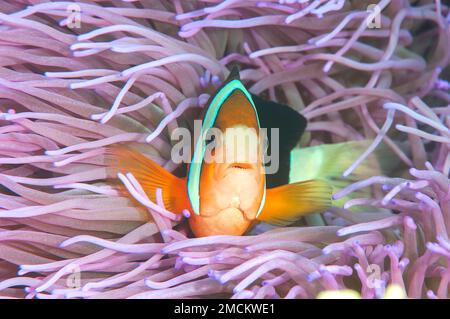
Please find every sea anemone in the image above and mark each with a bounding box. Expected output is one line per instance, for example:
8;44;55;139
0;0;449;299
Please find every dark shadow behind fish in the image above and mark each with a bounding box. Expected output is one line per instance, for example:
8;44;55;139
251;93;306;187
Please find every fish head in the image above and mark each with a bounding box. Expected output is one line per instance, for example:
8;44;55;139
186;77;267;227
199;124;266;221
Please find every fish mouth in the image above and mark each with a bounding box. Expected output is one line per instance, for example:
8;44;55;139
222;161;257;179
220;207;253;221
227;162;254;170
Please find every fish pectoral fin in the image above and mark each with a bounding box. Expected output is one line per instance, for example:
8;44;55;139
106;146;187;214
257;180;332;226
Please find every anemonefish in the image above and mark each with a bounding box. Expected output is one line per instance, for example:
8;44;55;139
108;67;332;237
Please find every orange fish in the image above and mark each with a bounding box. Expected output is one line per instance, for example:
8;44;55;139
108;68;332;237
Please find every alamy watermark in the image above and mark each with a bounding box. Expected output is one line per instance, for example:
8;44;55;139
170;120;280;175
366;264;383;289
366;4;382;29
66;264;81;289
66;4;82;29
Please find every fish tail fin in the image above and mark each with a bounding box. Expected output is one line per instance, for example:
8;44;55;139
106;146;188;213
289;140;404;208
257;179;332;226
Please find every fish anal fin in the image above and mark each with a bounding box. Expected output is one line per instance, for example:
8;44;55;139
257;180;332;226
106;146;188;213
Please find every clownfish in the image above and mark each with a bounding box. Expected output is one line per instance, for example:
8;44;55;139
108;68;332;237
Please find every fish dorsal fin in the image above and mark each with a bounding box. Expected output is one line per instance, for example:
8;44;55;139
225;65;241;83
187;75;266;217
